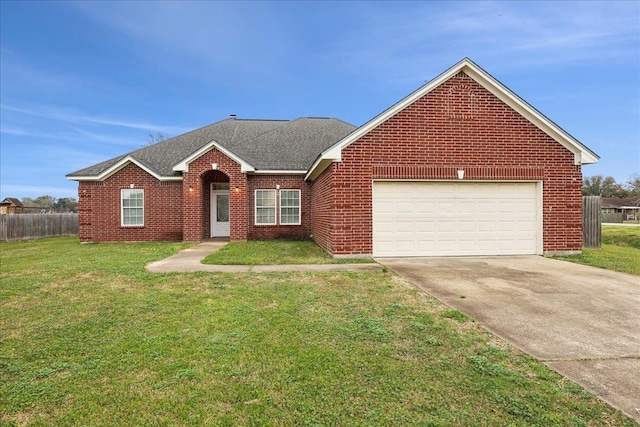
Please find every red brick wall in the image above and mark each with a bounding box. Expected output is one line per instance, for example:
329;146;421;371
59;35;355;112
320;71;583;255
182;148;248;242
77;163;182;242
247;175;312;240
310;165;335;254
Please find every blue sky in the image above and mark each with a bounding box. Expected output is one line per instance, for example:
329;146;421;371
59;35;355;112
1;1;638;200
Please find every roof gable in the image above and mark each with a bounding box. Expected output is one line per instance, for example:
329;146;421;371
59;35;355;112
306;58;599;181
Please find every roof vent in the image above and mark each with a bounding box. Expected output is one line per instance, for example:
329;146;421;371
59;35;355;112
230;114;237;120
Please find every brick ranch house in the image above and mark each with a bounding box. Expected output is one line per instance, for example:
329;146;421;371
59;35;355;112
67;58;598;257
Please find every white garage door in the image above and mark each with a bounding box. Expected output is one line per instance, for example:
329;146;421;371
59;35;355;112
373;181;540;257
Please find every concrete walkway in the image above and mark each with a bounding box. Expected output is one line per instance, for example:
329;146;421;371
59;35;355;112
146;241;383;273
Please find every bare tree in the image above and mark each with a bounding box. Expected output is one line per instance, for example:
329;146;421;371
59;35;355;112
146;132;168;145
626;174;640;205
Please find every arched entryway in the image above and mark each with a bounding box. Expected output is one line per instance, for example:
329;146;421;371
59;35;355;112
201;170;230;238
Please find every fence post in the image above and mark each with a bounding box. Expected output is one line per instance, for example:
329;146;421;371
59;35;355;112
582;196;601;248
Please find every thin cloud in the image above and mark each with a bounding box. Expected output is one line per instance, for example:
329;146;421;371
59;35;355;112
0;126;36;137
0;122;138;147
68;127;143;147
1;103;190;135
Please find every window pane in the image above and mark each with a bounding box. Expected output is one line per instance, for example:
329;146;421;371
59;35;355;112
280;190;300;224
216;194;229;222
281;190;299;207
122;189;144;226
256;207;275;224
212;183;230;191
256;190;275;207
255;190;276;225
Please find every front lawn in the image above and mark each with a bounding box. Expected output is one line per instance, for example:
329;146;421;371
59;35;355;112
557;225;640;275
0;237;634;426
203;239;374;265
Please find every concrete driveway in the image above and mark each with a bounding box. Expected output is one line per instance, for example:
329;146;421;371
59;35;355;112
378;256;640;422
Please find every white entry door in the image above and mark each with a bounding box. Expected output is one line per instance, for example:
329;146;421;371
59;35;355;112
211;189;230;237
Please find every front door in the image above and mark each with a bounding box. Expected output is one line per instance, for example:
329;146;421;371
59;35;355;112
211;187;230;238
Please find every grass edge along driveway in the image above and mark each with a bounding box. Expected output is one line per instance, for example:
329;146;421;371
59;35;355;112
203;239;375;265
556;225;640;275
0;237;636;426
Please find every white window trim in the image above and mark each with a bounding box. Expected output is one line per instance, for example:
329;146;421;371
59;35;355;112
279;189;301;226
254;189;277;225
121;188;144;227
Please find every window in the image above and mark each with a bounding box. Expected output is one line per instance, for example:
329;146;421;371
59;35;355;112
212;182;229;191
121;189;144;226
280;189;300;225
255;189;276;225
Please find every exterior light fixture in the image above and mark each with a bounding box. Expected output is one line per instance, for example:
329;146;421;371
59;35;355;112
457;169;465;180
234;187;240;193
188;186;194;193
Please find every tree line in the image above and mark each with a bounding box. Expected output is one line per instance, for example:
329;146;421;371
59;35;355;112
583;174;640;204
19;195;78;213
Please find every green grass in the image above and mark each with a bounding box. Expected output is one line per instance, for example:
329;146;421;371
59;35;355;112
203;239;374;265
1;237;635;426
601;225;640;249
557;226;640;275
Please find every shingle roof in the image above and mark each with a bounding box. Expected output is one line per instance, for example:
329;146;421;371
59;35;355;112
67;117;356;178
602;197;639;208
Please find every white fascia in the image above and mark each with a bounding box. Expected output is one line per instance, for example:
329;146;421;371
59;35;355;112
462;64;599;165
66;155;182;182
172;140;255;173
305;58;598;181
251;170;307;175
305;61;465;181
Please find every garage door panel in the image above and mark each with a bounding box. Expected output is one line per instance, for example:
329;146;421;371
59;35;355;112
415;222;436;232
373;181;539;257
477;221;496;232
458;221;477;232
396;221;416;232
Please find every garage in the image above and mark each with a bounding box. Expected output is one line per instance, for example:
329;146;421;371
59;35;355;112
372;181;541;257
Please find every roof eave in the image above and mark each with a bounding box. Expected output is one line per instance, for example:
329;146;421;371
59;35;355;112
251;170;307;175
305;157;338;181
66;156;182;182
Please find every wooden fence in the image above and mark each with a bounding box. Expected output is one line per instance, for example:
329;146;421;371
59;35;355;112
602;212;624;223
0;213;78;242
582;196;601;248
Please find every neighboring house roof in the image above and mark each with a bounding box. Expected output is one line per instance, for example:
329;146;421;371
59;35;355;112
306;57;599;181
67;117;356;181
602;197;639;209
0;197;24;207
